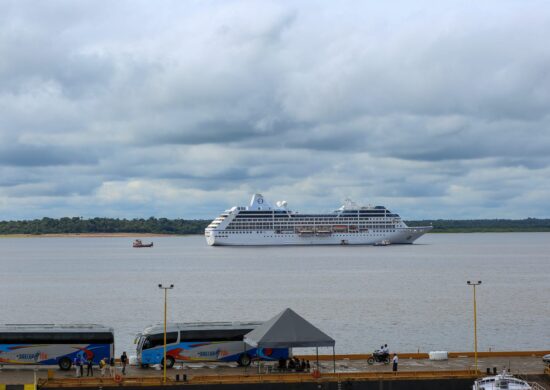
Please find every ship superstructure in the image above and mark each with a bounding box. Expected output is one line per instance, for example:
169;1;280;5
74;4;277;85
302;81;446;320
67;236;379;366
205;194;432;246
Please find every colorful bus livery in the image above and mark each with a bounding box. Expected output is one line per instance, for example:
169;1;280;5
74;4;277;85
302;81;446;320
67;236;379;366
136;322;288;367
0;324;114;370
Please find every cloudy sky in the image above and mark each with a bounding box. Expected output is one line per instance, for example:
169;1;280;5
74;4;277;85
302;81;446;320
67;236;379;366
1;0;549;220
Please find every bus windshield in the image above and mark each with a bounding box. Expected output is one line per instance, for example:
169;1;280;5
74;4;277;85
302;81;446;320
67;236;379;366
142;332;178;350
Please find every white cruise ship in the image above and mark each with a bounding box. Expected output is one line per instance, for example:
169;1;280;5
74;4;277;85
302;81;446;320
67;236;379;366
205;194;432;246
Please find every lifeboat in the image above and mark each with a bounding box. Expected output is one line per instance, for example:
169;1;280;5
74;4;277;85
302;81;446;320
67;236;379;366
296;227;314;236
133;239;153;248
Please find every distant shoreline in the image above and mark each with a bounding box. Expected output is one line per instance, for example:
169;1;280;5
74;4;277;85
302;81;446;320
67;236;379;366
2;217;549;235
1;231;550;238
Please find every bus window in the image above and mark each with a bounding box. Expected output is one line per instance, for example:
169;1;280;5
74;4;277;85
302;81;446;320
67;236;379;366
0;332;114;344
142;332;178;349
179;329;252;342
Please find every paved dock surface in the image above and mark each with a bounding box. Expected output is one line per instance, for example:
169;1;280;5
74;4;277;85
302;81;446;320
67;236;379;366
0;356;547;385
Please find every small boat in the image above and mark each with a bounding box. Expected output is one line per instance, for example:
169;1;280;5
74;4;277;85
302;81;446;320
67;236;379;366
373;240;391;246
473;370;532;389
133;239;153;248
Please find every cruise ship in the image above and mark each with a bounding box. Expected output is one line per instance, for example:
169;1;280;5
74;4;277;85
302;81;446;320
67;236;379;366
205;194;432;246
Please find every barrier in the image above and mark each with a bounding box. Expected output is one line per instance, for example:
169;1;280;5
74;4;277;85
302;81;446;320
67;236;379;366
39;370;480;387
296;350;550;360
0;385;35;390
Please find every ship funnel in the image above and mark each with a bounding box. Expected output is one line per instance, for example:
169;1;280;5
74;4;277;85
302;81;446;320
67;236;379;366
249;193;273;211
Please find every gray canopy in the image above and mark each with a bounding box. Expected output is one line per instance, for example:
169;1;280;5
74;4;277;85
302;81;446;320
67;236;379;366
244;308;335;348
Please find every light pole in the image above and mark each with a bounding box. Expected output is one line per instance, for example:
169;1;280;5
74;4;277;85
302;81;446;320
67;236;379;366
467;280;482;373
158;284;174;383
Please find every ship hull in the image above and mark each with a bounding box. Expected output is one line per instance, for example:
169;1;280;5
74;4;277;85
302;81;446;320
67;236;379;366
205;227;432;246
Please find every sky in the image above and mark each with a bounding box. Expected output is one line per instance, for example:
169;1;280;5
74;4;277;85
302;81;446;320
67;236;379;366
1;0;550;220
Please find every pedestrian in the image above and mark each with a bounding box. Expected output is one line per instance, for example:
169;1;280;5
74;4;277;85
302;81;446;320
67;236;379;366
288;358;296;371
306;360;311;372
120;351;128;375
99;358;106;377
86;356;94;377
392;353;398;372
278;357;286;372
73;356;79;377
109;357;115;377
77;356;83;377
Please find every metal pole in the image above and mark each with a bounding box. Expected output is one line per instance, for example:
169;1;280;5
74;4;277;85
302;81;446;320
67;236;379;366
473;284;478;372
158;284;174;383
332;346;336;373
163;287;167;383
467;281;481;373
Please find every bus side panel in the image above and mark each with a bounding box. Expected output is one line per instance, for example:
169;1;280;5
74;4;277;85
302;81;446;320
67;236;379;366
140;342;289;365
0;344;112;365
254;347;289;361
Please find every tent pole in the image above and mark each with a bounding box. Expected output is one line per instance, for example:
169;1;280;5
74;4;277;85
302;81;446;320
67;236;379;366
316;347;319;372
332;346;336;373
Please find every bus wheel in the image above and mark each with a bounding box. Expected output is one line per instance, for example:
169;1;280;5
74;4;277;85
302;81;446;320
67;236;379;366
161;356;175;369
58;357;72;371
238;354;251;367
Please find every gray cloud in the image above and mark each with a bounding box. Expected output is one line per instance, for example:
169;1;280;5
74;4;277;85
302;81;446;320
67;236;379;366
1;0;550;219
0;145;98;167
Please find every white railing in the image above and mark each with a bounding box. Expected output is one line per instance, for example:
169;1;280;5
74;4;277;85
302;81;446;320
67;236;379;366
527;382;546;390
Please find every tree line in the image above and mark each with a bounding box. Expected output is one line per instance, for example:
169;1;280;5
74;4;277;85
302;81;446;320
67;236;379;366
1;217;550;235
406;218;550;232
0;217;210;235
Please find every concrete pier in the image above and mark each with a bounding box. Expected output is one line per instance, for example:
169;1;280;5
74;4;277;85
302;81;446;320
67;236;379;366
1;352;548;389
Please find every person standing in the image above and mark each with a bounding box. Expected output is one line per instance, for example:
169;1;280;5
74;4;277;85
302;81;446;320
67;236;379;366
77;356;83;377
120;352;128;375
86;356;94;377
392;354;398;372
99;357;106;377
73;356;79;377
109;357;115;377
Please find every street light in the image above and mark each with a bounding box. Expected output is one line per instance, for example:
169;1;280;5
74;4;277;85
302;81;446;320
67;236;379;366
158;284;174;383
467;280;482;373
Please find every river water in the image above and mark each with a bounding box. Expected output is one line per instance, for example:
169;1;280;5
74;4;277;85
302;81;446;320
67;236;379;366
0;233;548;355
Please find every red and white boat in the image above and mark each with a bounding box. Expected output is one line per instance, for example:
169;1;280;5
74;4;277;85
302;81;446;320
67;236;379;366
133;239;153;248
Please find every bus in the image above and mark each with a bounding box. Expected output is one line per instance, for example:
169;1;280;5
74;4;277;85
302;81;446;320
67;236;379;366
136;322;288;368
0;324;114;370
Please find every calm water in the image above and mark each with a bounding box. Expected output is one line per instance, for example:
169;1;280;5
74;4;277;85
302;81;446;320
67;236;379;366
0;233;549;355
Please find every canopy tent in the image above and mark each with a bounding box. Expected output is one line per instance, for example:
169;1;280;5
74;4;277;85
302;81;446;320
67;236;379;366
244;308;336;372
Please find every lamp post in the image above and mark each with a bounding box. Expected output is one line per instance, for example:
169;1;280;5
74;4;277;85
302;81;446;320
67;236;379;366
158;284;174;383
467;280;481;373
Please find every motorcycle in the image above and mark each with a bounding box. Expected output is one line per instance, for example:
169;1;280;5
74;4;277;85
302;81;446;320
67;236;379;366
367;350;390;365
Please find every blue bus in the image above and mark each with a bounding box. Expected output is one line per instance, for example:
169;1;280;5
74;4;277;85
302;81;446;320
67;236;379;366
0;324;114;370
136;322;288;367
